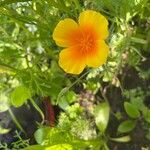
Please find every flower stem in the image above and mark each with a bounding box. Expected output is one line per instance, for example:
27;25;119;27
56;69;91;104
8;108;26;134
30;98;44;124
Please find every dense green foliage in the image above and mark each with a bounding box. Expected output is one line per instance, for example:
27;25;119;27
0;0;150;150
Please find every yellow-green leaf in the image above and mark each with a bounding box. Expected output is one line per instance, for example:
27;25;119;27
118;120;136;133
110;135;131;142
24;144;73;150
11;86;31;107
94;102;110;132
0;126;10;134
124;102;140;118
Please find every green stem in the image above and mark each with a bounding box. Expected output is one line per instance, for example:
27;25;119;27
131;37;147;44
30;98;44;124
69;69;91;89
56;69;91;104
8;108;26;134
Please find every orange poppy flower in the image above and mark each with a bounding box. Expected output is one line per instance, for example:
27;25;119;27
53;10;109;74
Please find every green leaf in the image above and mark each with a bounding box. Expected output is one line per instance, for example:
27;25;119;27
34;127;73;145
11;85;31;107
34;127;50;144
24;145;45;150
110;135;131;142
143;109;150;123
34;127;97;149
124;102;140;118
94;102;110;132
130;98;146;111
24;144;73;150
118;120;136;133
46;144;73;150
0;126;10;134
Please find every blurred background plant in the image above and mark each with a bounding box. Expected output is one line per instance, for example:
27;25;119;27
0;0;150;150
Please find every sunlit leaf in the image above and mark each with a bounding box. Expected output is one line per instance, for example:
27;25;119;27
46;144;73;150
34;127;50;144
11;85;31;107
24;145;45;150
94;102;110;132
24;144;73;150
0;126;10;134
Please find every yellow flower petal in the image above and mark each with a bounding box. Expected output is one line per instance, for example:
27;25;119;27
59;48;86;74
53;19;78;47
79;10;109;40
52;10;110;75
86;41;109;67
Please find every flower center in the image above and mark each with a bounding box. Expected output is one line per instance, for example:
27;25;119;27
70;26;97;55
78;33;96;53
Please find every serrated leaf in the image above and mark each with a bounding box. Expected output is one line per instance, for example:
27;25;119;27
94;102;110;132
118;120;136;133
124;102;140;118
11;85;31;107
143;109;150;123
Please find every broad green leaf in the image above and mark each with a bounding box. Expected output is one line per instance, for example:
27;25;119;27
124;102;140;118
46;144;73;150
110;135;131;142
34;127;97;149
34;127;73;145
24;145;45;150
11;86;31;107
24;144;73;150
118;120;136;133
143;109;150;123
94;102;110;132
34;127;50;144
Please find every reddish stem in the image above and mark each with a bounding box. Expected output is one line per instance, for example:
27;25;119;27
43;97;55;127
